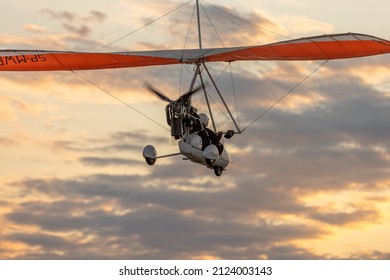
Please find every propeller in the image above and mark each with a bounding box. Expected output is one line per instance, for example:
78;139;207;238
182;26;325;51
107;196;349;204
144;82;173;103
144;82;203;104
176;85;203;103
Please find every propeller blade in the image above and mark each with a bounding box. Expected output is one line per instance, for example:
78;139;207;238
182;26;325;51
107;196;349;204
144;82;173;103
177;85;203;103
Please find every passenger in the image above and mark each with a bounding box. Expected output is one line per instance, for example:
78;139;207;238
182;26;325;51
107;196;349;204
197;113;223;153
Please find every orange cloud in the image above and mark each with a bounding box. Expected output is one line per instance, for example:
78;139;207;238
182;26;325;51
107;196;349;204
276;15;334;36
0;96;43;120
1;1;390;261
23;24;48;34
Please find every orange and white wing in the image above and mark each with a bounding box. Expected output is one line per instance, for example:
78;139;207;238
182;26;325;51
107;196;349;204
202;33;390;62
1;33;389;71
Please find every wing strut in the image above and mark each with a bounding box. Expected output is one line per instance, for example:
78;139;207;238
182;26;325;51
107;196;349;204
187;61;242;134
196;0;203;52
199;65;217;132
202;62;242;133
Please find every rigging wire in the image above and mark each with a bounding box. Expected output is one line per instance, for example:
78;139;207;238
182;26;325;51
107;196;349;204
180;3;197;96
95;0;193;52
192;63;232;120
199;2;261;46
187;62;241;130
182;3;197;52
72;2;198;132
72;0;326;136
201;0;291;41
241;60;329;133
229;63;240;128
200;2;225;47
71;71;170;132
133;1;195;53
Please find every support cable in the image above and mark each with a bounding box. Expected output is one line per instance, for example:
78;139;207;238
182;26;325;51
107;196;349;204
95;0;193;52
71;71;170;132
201;0;291;41
202;62;242;133
192;63;233;123
180;3;197;96
196;0;203;51
241;60;329;133
229;63;240;128
200;2;225;47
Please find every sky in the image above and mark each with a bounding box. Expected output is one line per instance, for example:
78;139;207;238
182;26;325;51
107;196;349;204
1;0;390;259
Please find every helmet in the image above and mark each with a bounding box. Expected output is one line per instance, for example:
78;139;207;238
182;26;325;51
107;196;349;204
199;113;209;126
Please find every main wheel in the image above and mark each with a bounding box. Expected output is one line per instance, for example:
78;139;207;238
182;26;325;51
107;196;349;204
143;145;157;166
214;166;223;176
145;157;156;166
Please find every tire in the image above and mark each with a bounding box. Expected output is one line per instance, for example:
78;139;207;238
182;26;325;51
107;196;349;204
214;166;223;176
145;157;156;166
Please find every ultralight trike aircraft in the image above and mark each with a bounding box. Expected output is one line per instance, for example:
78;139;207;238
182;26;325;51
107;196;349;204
1;0;390;176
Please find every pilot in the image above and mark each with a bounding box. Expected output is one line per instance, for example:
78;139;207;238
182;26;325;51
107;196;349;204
197;113;223;153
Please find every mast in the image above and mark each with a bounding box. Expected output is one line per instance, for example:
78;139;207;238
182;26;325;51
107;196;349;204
188;0;202;94
196;0;202;51
195;0;218;131
191;0;241;133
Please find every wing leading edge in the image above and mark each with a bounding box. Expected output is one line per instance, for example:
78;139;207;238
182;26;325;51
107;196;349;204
1;33;389;71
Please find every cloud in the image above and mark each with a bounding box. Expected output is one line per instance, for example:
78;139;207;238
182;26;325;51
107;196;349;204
347;251;390;260
191;3;284;47
50;130;166;155
6;149;385;260
105;1;285;52
62;23;92;37
79;157;141;167
265;245;325;260
0;96;43;120
207;59;390;194
7;232;74;250
38;9;107;24
0;137;19;146
40;9;76;22
2;54;390;259
277;15;334;36
83;11;107;23
2;2;390;260
309;208;381;226
4;176;327;259
23;24;48;34
36;9;108;39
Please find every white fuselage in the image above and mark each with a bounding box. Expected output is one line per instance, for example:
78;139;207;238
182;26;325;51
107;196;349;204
178;134;231;168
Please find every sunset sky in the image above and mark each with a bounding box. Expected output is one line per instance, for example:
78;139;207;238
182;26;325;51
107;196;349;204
1;0;390;259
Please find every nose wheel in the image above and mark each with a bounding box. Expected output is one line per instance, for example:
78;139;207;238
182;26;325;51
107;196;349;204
213;166;223;176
